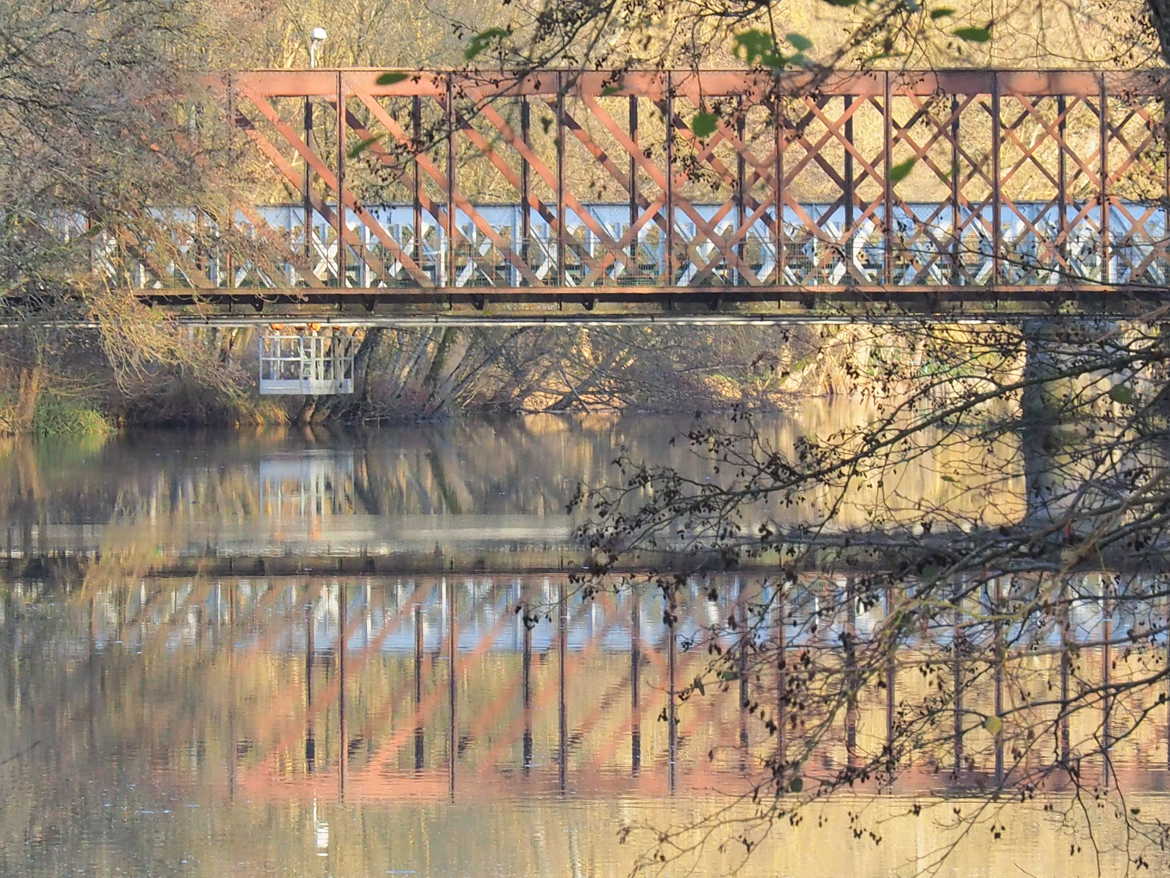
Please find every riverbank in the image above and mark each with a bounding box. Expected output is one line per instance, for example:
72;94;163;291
0;322;1026;435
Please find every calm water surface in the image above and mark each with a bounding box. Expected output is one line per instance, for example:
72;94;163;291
1;414;1167;876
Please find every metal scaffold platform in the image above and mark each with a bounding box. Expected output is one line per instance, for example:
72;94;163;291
259;328;355;394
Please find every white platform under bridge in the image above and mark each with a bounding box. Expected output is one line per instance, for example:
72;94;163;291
259;328;356;395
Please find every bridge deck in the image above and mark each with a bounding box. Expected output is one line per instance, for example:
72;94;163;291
131;282;1168;323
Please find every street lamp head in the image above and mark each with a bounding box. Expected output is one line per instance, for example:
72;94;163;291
308;27;327;67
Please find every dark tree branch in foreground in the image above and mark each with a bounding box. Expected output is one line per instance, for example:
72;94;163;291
567;318;1170;873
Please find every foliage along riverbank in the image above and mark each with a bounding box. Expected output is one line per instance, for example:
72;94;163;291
0;322;1028;435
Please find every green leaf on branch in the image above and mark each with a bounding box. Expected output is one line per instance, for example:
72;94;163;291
691;112;718;138
983;715;1003;735
889;158;916;183
464;27;509;60
789;775;804;792
1108;383;1136;405
953;26;992;42
375;72;408;86
821;0;859;6
348;135;382;158
930;7;956;19
786;33;813;52
734;30;773;64
601;85;622;96
733;29;787;68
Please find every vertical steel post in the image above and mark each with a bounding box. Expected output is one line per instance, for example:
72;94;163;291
1057;94;1069;272
629;95;639;276
520;97;531;277
775;100;786;285
304;91;313;261
1098;74;1111;285
950;94;961;284
991;74;1003;287
225;74;236;289
665;72;675;285
412;96;423;278
1164;90;1169;279
336;72;347;288
556;74;566;288
736;98;747;286
844;94;855;282
445;76;456;289
883;74;894;286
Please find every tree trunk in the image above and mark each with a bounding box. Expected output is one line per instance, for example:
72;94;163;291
293;396;317;426
1147;0;1170;60
10;333;46;434
353;328;383;407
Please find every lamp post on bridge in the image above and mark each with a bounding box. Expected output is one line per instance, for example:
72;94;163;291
304;27;327;262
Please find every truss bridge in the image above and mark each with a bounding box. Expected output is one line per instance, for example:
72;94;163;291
109;69;1170;321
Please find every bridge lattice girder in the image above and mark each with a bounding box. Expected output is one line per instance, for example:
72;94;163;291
124;69;1170;314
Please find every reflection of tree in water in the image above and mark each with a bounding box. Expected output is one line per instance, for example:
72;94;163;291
0;411;1023;562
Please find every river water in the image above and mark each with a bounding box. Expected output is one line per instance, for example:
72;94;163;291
1;414;1167;876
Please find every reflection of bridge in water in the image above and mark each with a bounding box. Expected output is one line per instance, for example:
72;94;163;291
42;570;1169;804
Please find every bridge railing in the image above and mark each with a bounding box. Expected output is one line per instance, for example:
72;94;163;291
122;200;1169;292
128;69;1170;296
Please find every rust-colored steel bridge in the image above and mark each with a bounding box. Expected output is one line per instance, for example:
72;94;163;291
124;69;1170;320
